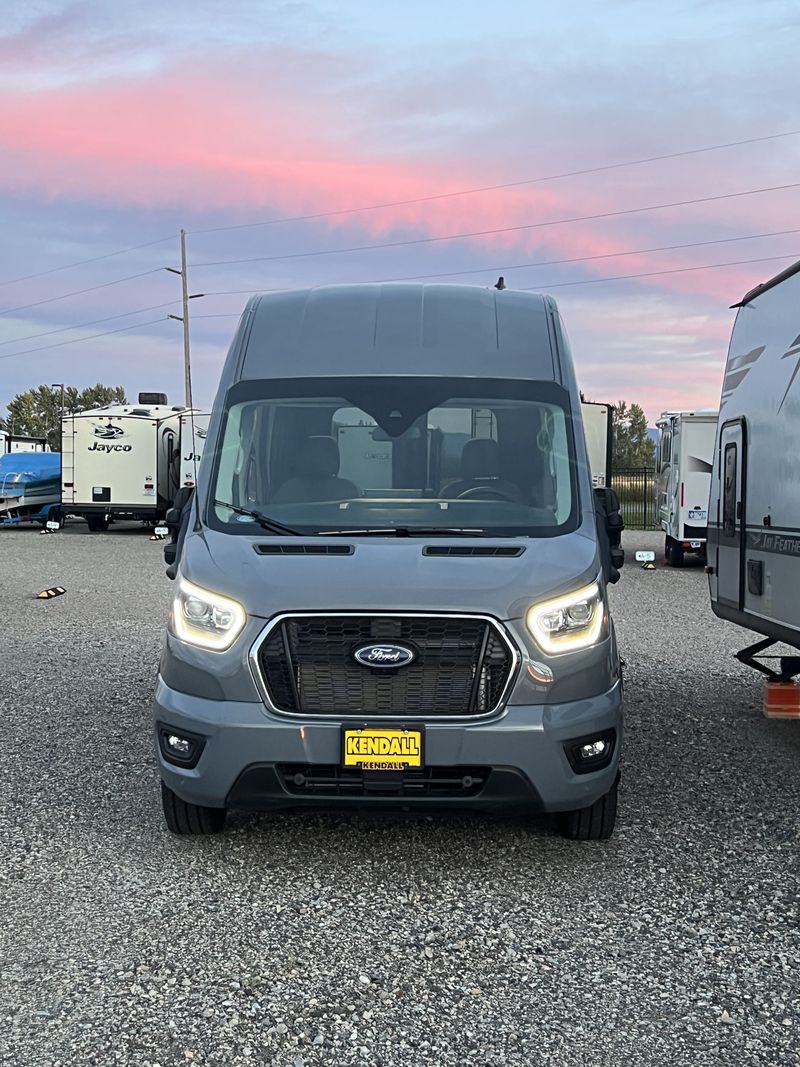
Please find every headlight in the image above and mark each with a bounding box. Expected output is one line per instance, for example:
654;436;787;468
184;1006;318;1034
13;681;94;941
171;577;246;651
526;581;605;654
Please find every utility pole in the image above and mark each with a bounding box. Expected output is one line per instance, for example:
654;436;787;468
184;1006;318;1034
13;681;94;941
49;383;65;452
166;229;204;409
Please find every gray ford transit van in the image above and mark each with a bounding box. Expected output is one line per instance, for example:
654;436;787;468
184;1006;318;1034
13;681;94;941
154;284;624;839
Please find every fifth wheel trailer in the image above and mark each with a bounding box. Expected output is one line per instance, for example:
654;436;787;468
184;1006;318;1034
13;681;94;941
61;398;184;530
708;257;800;692
657;410;718;566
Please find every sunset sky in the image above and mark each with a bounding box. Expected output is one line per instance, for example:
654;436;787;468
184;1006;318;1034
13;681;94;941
1;0;799;422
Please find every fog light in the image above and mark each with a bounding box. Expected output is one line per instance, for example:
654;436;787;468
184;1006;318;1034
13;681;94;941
157;724;206;768
167;734;191;756
564;729;616;774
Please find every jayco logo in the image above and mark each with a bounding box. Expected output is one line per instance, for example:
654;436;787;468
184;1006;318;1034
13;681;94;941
88;442;132;452
92;423;125;440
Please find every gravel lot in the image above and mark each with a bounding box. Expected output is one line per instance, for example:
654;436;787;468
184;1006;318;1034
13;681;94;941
2;524;799;1066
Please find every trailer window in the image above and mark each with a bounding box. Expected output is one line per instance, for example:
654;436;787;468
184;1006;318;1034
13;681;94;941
723;443;737;537
659;431;671;470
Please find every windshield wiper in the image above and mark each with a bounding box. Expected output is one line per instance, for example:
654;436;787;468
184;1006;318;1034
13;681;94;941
213;499;300;536
319;526;488;537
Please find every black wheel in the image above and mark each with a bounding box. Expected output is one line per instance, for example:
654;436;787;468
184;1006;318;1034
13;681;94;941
560;776;618;840
160;781;226;835
666;537;684;567
86;515;110;532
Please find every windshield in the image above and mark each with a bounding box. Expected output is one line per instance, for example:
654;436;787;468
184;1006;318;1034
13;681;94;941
209;377;578;537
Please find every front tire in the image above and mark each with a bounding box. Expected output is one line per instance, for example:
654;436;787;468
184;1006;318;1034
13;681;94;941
160;781;226;835
560;776;618;840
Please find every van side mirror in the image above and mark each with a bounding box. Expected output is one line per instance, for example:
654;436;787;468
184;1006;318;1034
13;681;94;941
164;487;195;579
594;487;625;583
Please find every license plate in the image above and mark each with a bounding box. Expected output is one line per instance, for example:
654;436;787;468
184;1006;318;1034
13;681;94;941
688;509;707;520
342;727;424;770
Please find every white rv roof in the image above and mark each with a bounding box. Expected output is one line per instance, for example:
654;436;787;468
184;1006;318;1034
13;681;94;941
658;408;718;420
66;404;185;419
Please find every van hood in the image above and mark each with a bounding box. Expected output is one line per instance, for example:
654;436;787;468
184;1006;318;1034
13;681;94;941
181;528;601;621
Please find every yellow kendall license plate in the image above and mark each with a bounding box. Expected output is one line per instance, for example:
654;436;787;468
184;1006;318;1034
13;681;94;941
342;727;424;770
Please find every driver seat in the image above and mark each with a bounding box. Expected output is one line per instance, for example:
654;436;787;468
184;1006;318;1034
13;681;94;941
442;438;521;501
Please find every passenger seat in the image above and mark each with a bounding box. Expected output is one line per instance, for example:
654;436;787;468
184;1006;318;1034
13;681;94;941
273;436;361;503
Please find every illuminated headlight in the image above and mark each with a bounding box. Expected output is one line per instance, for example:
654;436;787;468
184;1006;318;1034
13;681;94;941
526;581;605;654
171;577;246;651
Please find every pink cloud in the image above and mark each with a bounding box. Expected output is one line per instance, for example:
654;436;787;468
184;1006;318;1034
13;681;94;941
2;51;797;311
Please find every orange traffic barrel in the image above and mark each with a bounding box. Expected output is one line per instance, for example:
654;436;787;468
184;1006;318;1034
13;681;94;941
763;680;800;719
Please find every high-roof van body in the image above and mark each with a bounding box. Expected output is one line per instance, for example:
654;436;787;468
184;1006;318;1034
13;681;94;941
154;284;624;838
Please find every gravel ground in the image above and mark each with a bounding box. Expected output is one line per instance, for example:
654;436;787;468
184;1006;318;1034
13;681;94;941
1;524;799;1067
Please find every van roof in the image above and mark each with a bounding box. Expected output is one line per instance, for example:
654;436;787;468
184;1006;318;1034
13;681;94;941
238;284;560;382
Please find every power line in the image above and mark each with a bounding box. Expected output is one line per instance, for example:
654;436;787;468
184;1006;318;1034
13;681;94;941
199;251;799;304
189;182;800;270
0;316;171;361
518;253;799;291
0;268;164;317
0;234;173;289
0;301;179;348
187;129;800;236
4;253;796;361
316;227;800;286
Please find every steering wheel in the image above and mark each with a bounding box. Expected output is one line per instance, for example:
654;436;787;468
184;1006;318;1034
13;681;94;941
456;485;518;502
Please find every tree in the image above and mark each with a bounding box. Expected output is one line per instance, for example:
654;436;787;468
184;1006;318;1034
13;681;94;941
5;383;127;451
612;400;655;468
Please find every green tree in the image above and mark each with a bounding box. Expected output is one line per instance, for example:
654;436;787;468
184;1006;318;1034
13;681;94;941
612;400;655;468
5;383;127;451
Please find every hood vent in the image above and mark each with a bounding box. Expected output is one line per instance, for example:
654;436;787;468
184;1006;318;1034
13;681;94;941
422;545;526;558
254;543;354;556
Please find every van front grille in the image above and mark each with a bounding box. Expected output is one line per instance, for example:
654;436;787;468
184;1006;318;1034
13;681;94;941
255;614;517;717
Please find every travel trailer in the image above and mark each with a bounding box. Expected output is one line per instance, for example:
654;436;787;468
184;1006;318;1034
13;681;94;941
581;401;613;488
1;432;48;453
154;283;625;841
0;452;61;527
176;410;211;490
61;395;183;530
657;410;718;566
708;258;800;689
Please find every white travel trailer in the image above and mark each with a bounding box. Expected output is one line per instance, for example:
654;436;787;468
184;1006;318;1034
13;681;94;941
657;410;718;566
176;410;211;490
709;258;800;690
1;432;48;453
61;396;184;530
581;401;613;488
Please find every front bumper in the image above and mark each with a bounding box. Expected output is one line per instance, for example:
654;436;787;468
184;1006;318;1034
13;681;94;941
153;677;623;814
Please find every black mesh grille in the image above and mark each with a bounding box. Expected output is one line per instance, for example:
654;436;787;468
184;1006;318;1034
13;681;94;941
279;764;489;797
257;615;516;717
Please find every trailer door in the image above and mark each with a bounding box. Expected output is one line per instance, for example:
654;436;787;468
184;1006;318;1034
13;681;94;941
716;419;747;609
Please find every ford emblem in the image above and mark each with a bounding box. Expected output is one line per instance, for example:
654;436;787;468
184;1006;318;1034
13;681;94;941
353;642;415;668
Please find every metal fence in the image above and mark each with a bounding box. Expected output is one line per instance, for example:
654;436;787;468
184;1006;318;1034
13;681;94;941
612;467;659;530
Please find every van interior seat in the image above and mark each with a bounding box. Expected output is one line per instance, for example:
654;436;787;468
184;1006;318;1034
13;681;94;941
442;438;522;501
272;435;361;504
